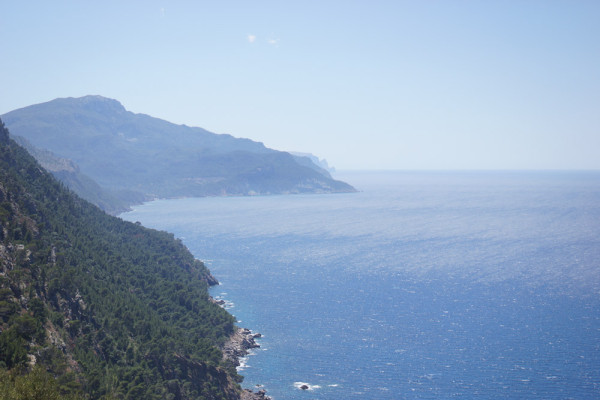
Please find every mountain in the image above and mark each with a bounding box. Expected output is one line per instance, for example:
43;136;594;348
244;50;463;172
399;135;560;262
0;119;250;399
12;136;146;215
291;152;336;173
2;96;355;211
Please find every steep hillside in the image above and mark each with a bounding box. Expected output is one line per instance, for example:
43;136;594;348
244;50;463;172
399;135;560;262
0;119;246;399
2;96;355;208
13;136;147;215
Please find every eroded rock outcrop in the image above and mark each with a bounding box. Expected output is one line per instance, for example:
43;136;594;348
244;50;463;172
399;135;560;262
222;327;271;399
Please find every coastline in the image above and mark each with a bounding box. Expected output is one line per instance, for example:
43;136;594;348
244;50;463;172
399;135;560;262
221;326;270;400
208;278;270;398
222;327;261;365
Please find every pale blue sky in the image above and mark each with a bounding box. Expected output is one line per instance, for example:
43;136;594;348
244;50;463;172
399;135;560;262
1;1;599;170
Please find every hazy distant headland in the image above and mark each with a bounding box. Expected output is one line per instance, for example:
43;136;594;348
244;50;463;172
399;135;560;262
2;95;355;214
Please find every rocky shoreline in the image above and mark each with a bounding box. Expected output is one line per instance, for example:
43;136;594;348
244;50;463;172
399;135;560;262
222;327;270;400
222;327;261;364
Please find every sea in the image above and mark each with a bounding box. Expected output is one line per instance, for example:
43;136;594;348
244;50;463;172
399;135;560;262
121;171;600;399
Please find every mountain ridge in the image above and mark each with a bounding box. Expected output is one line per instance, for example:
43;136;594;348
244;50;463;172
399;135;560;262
2;96;355;213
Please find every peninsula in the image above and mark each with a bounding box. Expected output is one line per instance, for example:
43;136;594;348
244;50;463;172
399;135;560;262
2;96;355;214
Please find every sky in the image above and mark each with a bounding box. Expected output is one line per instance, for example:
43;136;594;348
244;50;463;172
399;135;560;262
1;1;599;170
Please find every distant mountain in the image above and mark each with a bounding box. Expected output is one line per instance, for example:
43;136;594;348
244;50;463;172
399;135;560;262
2;96;355;211
0;119;246;399
13;136;147;215
291;152;336;173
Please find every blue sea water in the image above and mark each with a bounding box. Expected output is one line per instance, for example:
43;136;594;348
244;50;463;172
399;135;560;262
122;171;600;399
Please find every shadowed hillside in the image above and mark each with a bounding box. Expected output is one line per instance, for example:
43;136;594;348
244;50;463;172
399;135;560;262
0;119;248;399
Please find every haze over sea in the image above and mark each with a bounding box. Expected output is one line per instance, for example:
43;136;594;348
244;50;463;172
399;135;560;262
122;171;600;399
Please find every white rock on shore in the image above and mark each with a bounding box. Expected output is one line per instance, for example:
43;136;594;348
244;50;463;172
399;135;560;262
222;327;270;400
222;327;262;363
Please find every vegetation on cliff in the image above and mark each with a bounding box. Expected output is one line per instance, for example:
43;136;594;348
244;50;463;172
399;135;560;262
0;119;241;399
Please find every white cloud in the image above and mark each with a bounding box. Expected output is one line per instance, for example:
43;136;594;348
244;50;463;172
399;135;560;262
267;38;279;46
247;34;257;43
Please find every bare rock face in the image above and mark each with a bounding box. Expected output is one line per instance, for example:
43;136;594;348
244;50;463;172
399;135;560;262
241;388;270;400
222;327;272;399
204;271;219;286
222;327;261;363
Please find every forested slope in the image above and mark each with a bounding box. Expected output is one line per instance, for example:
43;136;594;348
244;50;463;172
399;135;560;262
0;119;242;399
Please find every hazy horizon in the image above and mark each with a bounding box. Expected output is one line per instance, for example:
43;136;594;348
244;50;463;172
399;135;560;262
2;2;599;170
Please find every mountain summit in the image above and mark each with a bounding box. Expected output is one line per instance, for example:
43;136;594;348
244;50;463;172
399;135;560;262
2;96;355;211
